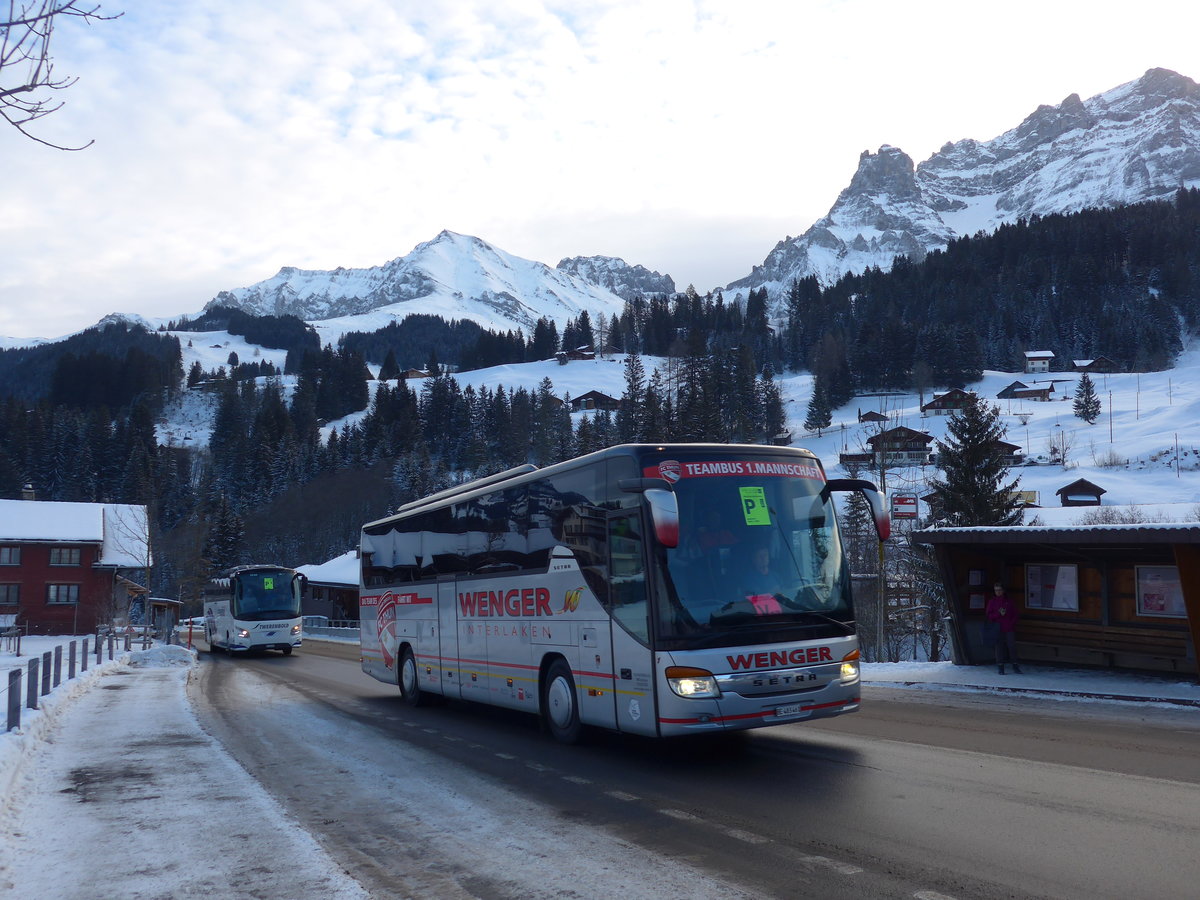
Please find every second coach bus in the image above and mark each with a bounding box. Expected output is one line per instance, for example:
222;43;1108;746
203;564;305;655
359;443;888;742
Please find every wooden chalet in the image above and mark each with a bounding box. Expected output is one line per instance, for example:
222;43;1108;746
1072;357;1119;374
297;549;360;622
556;347;596;363
1010;386;1053;402
914;523;1200;676
1024;350;1055;374
920;388;974;416
857;409;889;424
1056;478;1106;507
569;390;621;412
996;381;1029;400
840;426;934;468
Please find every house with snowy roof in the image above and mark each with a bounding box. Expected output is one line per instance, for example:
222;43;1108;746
1072;357;1119;374
1024;350;1055;374
296;549;359;622
0;496;151;635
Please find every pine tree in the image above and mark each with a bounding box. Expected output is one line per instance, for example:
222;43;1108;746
378;348;400;382
1073;372;1101;424
803;376;832;436
928;395;1023;526
616;351;646;442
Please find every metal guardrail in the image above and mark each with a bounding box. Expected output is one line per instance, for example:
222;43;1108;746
303;626;360;638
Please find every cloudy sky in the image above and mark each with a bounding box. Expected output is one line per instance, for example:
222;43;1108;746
2;0;1197;339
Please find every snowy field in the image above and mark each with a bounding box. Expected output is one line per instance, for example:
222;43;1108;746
159;328;1200;519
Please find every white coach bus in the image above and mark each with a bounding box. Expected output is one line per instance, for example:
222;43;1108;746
359;443;889;742
203;564;305;655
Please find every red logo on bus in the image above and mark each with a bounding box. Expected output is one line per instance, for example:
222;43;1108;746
657;460;682;483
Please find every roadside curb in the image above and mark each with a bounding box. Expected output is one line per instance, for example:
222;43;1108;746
878;680;1200;708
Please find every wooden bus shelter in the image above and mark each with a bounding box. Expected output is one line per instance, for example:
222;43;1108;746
913;524;1200;678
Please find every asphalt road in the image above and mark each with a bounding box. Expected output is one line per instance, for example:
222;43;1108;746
190;640;1200;899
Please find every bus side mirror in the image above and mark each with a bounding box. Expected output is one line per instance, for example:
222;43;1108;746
643;488;679;548
826;478;891;541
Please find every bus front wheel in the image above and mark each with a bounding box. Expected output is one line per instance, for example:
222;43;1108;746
398;646;426;707
542;658;582;744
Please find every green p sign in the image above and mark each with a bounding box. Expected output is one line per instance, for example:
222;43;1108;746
739;486;770;526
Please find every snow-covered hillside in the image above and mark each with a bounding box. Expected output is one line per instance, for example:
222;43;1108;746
158;328;1200;518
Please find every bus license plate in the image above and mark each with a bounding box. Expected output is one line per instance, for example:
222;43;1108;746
774;704;808;718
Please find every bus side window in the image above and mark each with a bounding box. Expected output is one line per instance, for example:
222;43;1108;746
608;513;649;643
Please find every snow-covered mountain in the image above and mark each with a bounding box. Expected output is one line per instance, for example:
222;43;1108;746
730;68;1200;296
555;256;675;300
205;230;629;337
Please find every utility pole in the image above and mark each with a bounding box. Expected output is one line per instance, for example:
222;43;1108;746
877;452;887;662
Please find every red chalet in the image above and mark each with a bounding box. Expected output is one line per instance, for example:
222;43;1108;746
0;498;151;635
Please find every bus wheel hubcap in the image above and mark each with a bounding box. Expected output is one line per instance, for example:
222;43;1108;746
548;677;573;728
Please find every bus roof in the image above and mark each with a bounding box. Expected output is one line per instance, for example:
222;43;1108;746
363;443;823;530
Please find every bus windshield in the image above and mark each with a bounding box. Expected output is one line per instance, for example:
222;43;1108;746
651;455;852;647
233;571;302;620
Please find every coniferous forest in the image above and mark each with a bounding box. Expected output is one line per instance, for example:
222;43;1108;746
0;190;1198;605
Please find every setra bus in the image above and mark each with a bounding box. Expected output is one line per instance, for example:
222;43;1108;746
359;443;889;742
203;564;306;655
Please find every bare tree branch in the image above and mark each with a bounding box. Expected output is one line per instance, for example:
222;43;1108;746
1;0;121;150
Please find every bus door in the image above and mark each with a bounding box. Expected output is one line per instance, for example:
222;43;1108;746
436;576;461;700
607;510;657;736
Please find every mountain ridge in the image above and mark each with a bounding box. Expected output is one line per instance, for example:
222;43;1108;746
728;68;1200;302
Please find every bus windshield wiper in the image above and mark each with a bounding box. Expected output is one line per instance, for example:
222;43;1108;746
788;610;855;633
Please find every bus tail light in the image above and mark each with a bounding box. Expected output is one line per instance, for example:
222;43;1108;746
665;666;720;699
841;648;860;680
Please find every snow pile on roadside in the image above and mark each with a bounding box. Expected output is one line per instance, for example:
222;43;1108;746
127;644;196;667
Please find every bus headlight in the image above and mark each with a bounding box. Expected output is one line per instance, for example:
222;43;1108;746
841;649;860;680
237;628;250;639
291;624;301;635
665;666;720;699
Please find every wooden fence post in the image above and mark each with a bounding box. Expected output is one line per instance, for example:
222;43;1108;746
40;652;51;695
53;645;62;688
6;669;19;732
27;657;40;709
69;641;77;680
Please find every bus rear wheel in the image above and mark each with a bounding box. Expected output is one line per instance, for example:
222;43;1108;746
542;658;582;744
398;646;426;707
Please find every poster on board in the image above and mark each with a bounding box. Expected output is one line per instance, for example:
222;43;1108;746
1136;566;1186;618
1026;564;1079;611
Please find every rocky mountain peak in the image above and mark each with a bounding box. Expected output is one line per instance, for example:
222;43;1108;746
842;145;922;202
728;68;1200;307
555;256;675;301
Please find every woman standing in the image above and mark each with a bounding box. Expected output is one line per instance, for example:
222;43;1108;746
985;582;1021;674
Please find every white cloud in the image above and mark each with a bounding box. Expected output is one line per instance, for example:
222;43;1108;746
1;0;1197;337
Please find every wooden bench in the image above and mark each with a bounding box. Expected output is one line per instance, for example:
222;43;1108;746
1015;619;1194;673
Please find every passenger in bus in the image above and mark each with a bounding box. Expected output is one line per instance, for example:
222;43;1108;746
739;546;785;615
697;509;738;551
